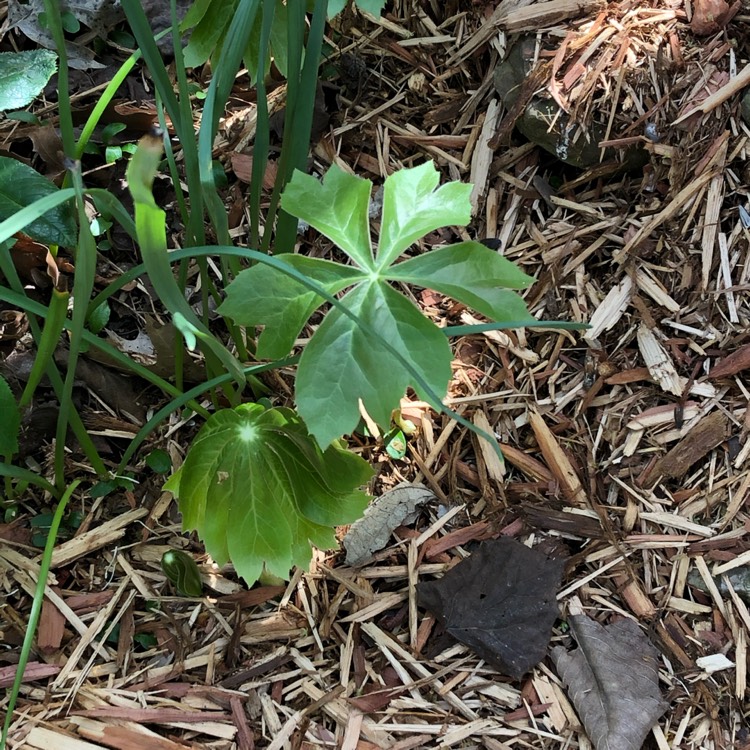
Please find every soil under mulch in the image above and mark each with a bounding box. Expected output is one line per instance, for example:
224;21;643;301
2;0;750;748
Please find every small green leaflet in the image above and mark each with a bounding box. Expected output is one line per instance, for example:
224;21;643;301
220;161;536;449
165;403;372;586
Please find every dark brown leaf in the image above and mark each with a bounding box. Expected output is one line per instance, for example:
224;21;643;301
551;615;667;750
417;537;564;679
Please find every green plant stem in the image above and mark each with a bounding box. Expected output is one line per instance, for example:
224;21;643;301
19;287;69;409
249;0;276;249
0;254;107;477
0;480;79;750
41;0;74;157
53;166;98;488
272;0;328;254
75;48;144;159
197;0;262;248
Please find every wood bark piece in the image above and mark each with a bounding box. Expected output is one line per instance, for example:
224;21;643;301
528;409;587;506
636;324;682;397
70;717;192;750
24;726;108;750
645;411;729;482
708;343;750;379
551;615;667;750
49;508;148;568
497;0;606;32
472;410;505;482
0;661;60;687
673;63;750;124
584;275;632;341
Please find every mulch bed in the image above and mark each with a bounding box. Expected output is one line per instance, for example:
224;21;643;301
2;0;750;748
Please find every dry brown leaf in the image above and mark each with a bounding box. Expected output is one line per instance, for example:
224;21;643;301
551;615;667;750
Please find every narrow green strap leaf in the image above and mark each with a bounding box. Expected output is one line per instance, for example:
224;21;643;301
0;480;77;750
126;134;246;386
19;287;69;409
0;462;56;494
0;377;20;457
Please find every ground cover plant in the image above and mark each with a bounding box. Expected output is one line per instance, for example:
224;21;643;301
1;0;749;748
0;1;551;742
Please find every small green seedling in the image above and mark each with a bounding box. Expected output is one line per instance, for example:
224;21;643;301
161;549;203;597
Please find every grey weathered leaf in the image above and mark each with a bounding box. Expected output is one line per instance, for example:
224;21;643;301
551;614;667;750
343;483;434;566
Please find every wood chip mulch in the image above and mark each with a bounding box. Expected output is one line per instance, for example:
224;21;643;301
2;0;750;748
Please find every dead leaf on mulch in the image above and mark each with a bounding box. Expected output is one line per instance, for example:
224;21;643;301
417;537;564;679
343;483;434;566
551;614;667;750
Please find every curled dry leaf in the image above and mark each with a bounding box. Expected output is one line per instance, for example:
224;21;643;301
551;615;667;750
343;483;435;566
418;537;564;679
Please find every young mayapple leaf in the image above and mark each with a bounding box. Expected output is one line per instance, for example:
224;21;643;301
280;165;374;269
377;161;472;268
164;403;372;585
218;255;365;359
296;281;452;448
221;161;535;448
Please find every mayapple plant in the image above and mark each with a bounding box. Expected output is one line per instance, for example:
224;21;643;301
220;161;537;447
166;161;538;585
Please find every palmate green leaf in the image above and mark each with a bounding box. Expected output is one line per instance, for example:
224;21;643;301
222;160;536;449
218;255;365;359
296;281;452;448
165;403;371;585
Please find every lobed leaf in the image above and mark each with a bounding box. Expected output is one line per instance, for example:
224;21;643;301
387;241;537;323
295;281;452;448
281;166;374;269
377;161;472;269
219;255;365;359
166;403;372;585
